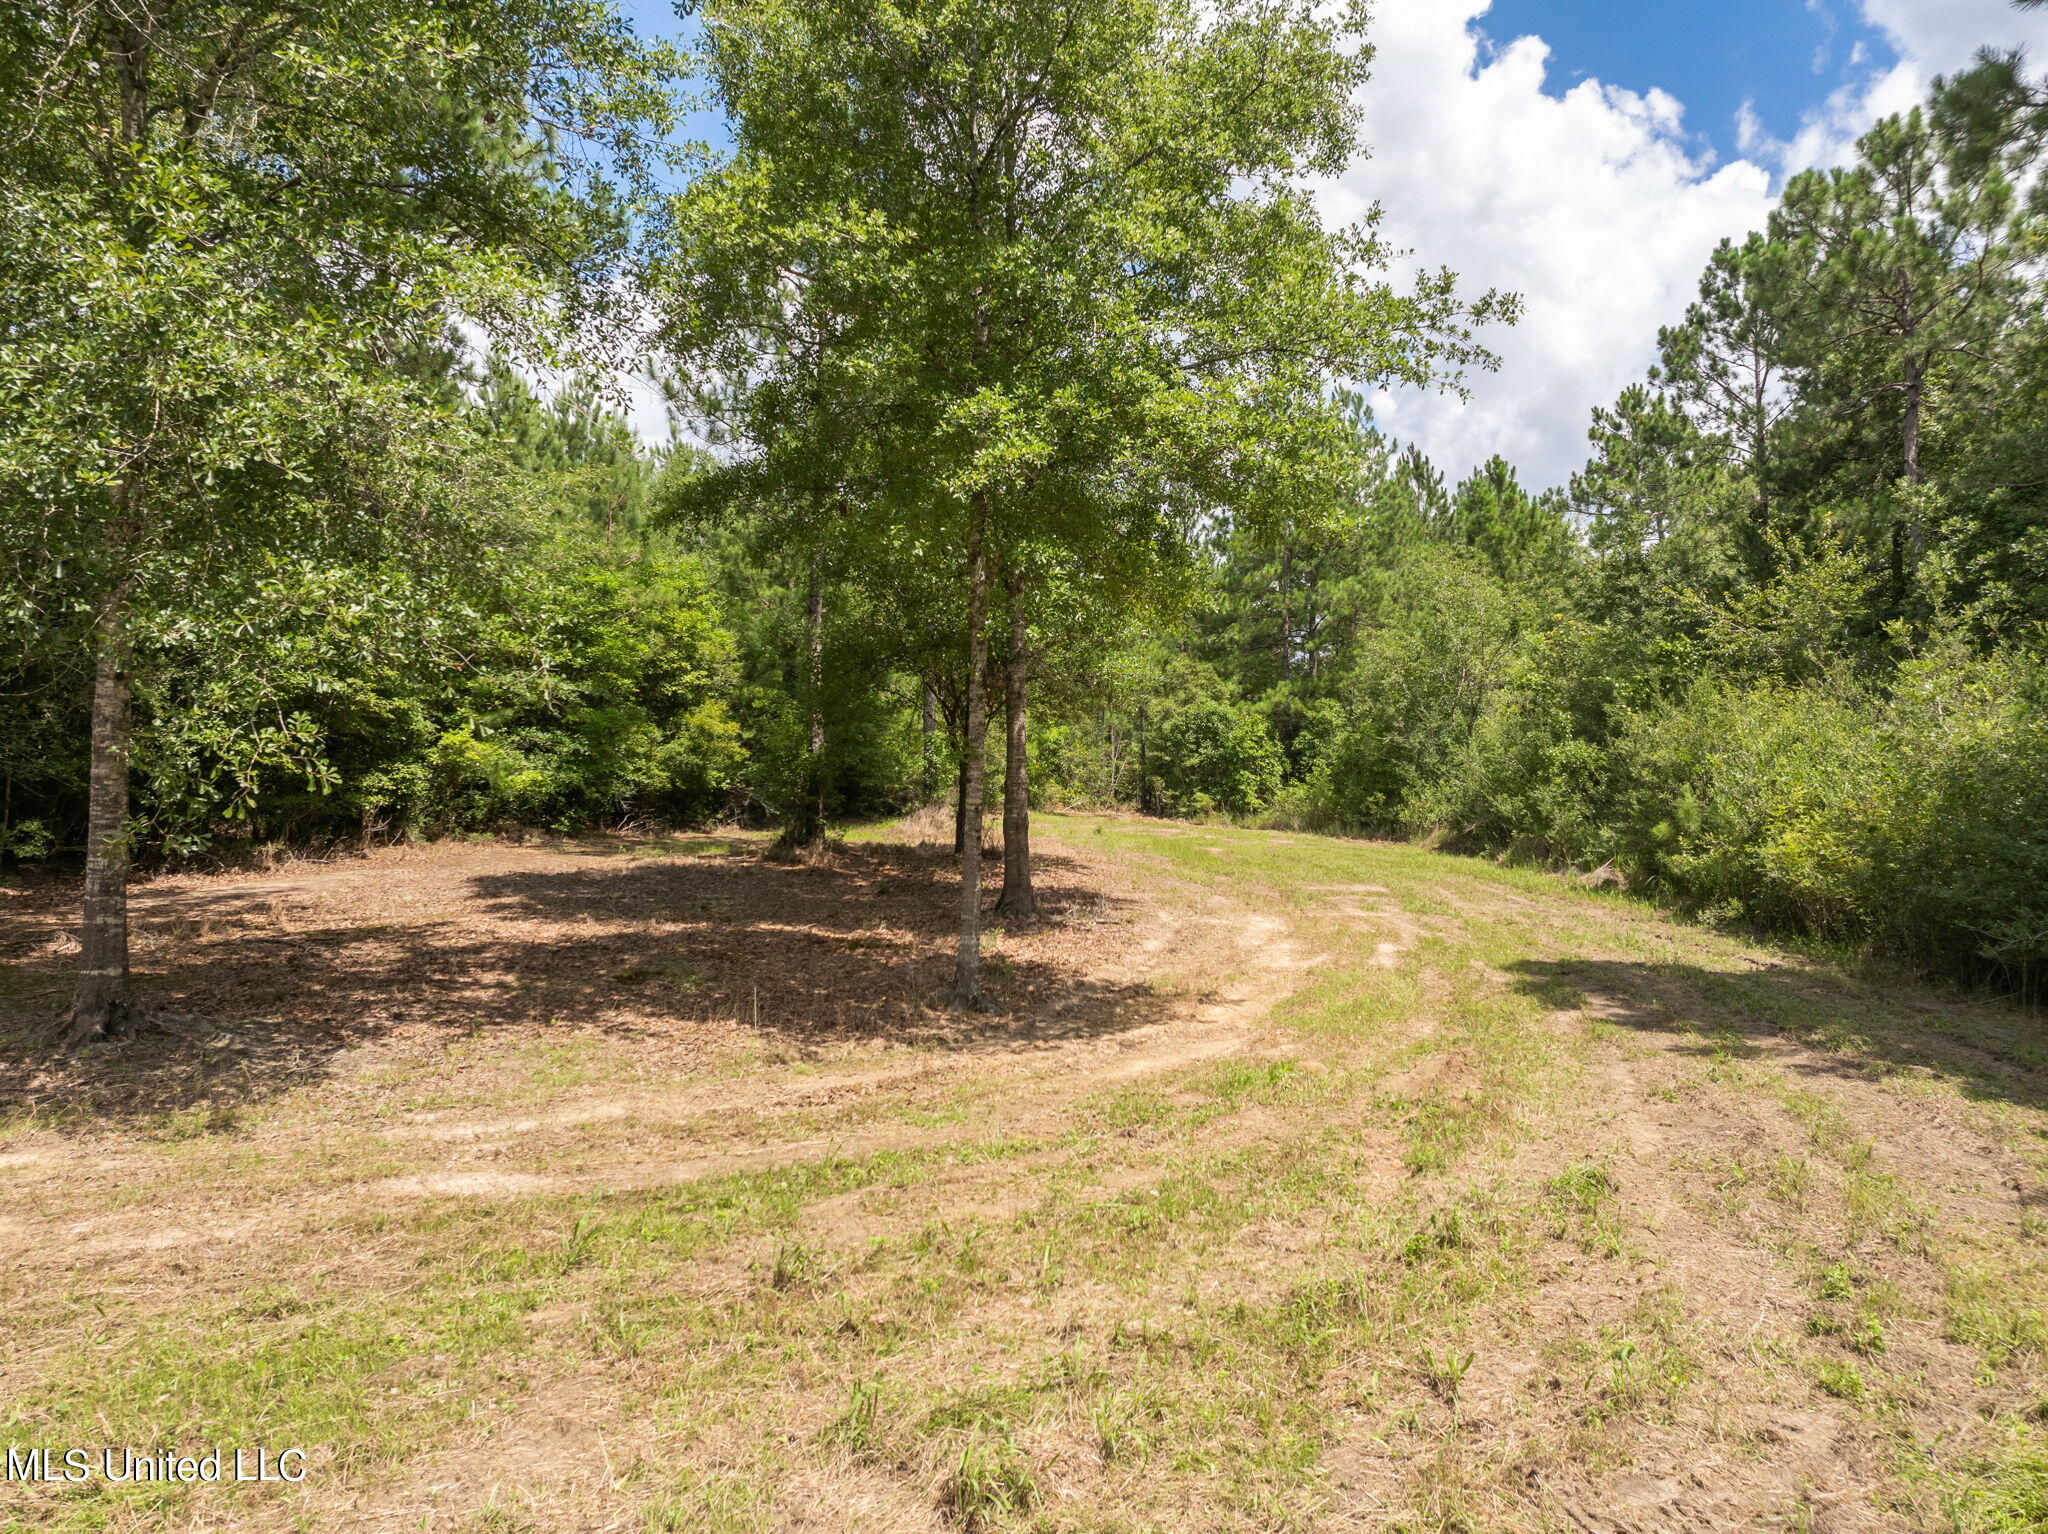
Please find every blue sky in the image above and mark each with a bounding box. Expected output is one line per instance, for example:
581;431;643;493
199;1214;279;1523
617;0;1924;166
609;0;2048;484
1475;0;1900;165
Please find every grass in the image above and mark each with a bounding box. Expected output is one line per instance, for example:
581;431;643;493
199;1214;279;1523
2;812;2044;1531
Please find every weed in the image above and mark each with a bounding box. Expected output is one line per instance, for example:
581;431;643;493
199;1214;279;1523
1814;1360;1866;1401
557;1214;600;1273
1399;1206;1471;1263
1807;1306;1887;1356
146;1103;242;1141
592;1304;641;1358
1417;1347;1477;1404
1098;1086;1176;1131
955;1223;987;1275
1546;1163;1615;1213
923;1384;1040;1437
1944;1263;2048;1369
1817;1261;1858;1302
643;1467;771;1532
942;1439;1035;1530
768;1238;820;1291
473;1507;538;1533
1766;1154;1814;1207
1209;1057;1302;1103
1032;1349;1104;1393
821;1380;883;1455
1545;1162;1625;1256
1092;1391;1153;1464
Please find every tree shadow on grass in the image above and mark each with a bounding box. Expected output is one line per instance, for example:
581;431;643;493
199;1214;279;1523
0;838;1170;1129
1503;953;2048;1127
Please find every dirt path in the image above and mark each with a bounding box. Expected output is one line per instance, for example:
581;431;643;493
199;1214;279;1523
1;816;2042;1533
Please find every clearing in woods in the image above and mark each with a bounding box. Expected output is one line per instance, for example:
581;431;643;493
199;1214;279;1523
1;813;2044;1532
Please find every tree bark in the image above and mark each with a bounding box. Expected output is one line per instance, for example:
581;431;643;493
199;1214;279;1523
52;582;148;1047
1748;350;1773;547
1136;703;1150;815
951;502;992;1009
921;680;939;804
779;545;827;854
994;565;1033;921
1901;355;1929;562
1901;359;1925;486
953;750;969;857
1278;542;1293;682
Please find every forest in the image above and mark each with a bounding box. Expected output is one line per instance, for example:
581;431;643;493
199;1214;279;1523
4;1;2046;1046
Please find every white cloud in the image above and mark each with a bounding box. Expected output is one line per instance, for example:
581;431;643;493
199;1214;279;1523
1779;2;2048;173
1855;0;2048;71
1342;0;2048;491
1336;3;1772;488
1735;100;1770;157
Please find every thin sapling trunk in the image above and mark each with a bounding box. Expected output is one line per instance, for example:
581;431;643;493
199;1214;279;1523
951;503;992;1009
779;543;828;854
994;565;1034;920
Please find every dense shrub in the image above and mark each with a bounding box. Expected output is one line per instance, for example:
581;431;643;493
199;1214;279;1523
11;538;752;859
1141;666;1285;818
1301;554;1525;831
1272;534;2048;988
1423;645;2048;989
1600;651;2048;985
1423;617;1672;858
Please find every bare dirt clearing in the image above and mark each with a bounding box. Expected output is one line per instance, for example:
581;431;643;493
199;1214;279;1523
1;815;2043;1532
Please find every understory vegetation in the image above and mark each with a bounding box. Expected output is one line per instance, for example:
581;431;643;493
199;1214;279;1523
1120;60;2048;996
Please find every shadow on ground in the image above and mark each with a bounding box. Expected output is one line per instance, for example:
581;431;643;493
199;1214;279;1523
0;839;1168;1127
1504;954;2048;1124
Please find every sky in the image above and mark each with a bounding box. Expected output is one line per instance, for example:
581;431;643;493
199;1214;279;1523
614;0;2048;487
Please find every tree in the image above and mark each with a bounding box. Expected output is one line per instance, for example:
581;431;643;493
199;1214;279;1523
1767;59;2044;591
1572;387;1729;560
666;0;1508;1007
477;361;666;545
1;1;679;1044
1656;234;1792;571
1445;455;1574;585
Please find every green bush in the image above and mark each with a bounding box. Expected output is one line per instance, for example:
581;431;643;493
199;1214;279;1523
1424;617;1670;858
1304;553;1526;832
1448;642;2048;988
1142;666;1285;818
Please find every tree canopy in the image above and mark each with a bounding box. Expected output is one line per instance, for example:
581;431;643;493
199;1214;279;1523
5;13;2045;1049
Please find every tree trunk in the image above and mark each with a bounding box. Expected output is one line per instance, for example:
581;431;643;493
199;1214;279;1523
1748;354;1773;548
994;566;1033;921
951;504;992;1009
953;751;969;856
921;680;939;804
779;546;827;853
52;584;148;1047
1136;703;1150;815
1901;356;1929;562
1278;542;1293;682
1902;362;1924;488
